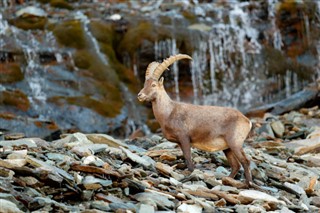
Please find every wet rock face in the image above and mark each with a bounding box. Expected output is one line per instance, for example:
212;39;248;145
0;106;319;212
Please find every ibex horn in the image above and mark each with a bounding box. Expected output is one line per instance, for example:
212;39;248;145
145;62;160;78
153;54;192;80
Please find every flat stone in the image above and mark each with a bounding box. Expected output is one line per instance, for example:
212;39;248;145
137;203;155;213
235;204;266;213
156;162;173;175
148;141;178;150
0;138;38;148
7;150;28;159
82;156;105;167
279;206;296;213
81;190;94;201
284;137;320;155
307;127;320;139
271;120;285;137
311;196;320;208
26;156;74;182
0;167;14;178
52;132;92;149
177;203;202;213
0;159;27;168
284;182;306;197
90;200;111;211
82;176;112;187
258;123;275;138
159;153;177;161
86;134;127;148
120;147;153;169
19;176;39;186
46;153;73;162
0;199;23;213
134;192;174;209
239;190;285;205
109;202;136;211
4;133;25;140
71;144;108;157
0;193;25;211
215;198;227;207
32;197;79;212
214;166;229;178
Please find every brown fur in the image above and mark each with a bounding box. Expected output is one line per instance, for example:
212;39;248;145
138;56;253;186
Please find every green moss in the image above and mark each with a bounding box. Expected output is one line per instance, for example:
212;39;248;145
9;17;47;30
49;95;122;117
88;21;138;90
36;0;50;3
118;22;156;57
158;15;172;25
0;90;30;111
73;50;91;69
50;0;73;10
89;21;114;44
263;46;312;80
52;20;86;49
0;63;24;83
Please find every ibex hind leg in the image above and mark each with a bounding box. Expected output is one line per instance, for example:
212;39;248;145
228;146;252;186
223;148;241;178
226;134;252;186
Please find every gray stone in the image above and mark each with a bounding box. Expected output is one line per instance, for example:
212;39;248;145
82;176;112;187
279;206;295;213
121;147;154;169
214;166;229;178
82;155;105;167
271;120;285;137
52;132;92;149
109;202;137;211
134;192;175;209
82;190;94;201
258;123;275;138
0;199;23;213
71;144;108;157
137;203;155;213
239;190;285;205
0;193;25;211
149;141;178;150
284;137;320;155
7;150;27;159
46;153;73;162
177;203;203;213
284;182;306;197
0;159;27;168
235;204;266;213
32;197;80;212
26;156;74;182
0;138;38;148
311;196;320;208
86;134;127;148
90;200;111;211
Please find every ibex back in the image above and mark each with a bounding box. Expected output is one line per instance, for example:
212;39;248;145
138;54;253;186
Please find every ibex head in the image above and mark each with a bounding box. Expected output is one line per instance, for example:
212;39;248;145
137;54;192;102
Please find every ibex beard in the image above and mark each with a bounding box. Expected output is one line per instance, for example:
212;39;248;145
138;54;253;187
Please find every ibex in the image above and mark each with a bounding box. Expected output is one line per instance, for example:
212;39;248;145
137;54;253;186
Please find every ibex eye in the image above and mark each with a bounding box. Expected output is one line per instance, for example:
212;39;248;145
152;84;156;87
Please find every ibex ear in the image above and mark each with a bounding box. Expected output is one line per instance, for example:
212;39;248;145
159;77;164;86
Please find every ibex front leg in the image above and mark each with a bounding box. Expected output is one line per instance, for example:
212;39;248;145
178;135;194;172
